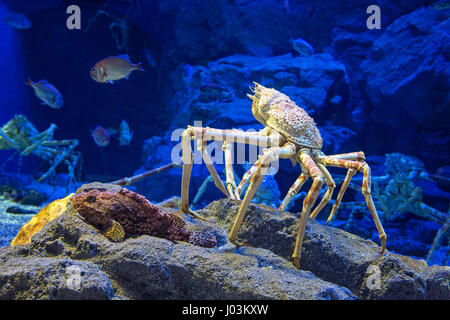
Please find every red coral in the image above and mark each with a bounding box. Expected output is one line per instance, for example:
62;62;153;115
72;188;216;248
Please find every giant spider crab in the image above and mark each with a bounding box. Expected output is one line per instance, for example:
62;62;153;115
0;115;81;186
180;83;386;268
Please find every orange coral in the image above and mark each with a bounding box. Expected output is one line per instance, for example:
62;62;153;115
11;194;74;246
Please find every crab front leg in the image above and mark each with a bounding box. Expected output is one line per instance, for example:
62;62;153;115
180;128;196;215
292;149;325;268
229;142;296;246
180;127;271;218
180;128;212;220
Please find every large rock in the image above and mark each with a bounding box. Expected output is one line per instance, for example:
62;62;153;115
158;0;427;61
0;183;355;300
361;6;450;167
0;248;114;300
169;53;349;131
202;198;450;300
159;0;293;61
2;183;447;300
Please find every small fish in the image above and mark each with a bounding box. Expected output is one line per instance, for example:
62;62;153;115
25;78;63;108
431;1;450;10
3;13;31;29
291;38;315;57
91;126;110;147
118;120;133;146
90;54;144;83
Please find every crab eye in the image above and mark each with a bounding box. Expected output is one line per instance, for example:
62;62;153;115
92;67;96;72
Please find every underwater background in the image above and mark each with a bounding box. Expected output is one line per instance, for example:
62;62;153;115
0;0;448;266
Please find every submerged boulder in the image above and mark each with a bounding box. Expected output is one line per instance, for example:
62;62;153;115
0;183;355;300
169;53;349;131
202;198;450;300
0;254;114;300
361;6;450;167
362;6;449;128
158;0;427;62
1;183;448;300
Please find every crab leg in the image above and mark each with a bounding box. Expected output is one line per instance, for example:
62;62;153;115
278;172;309;211
292;149;324;268
323;157;387;254
324;151;365;161
194;126;272;199
326;168;358;224
180;128;197;216
361;163;387;254
191;127;271;147
310;163;335;219
180;128;211;220
234;130;283;199
223;142;238;199
426;218;449;263
234;157;262;199
323;157;365;224
198;140;230;198
229;143;296;246
181;126;271;218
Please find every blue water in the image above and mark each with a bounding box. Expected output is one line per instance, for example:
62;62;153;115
0;0;448;265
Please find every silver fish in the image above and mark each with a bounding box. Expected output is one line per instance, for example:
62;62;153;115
4;13;31;29
26;78;63;109
291;38;315;57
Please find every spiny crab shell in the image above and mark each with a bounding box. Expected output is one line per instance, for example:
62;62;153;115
247;83;323;151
